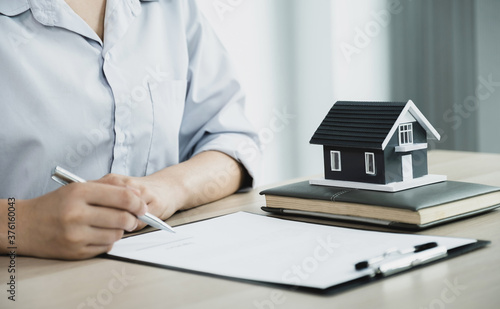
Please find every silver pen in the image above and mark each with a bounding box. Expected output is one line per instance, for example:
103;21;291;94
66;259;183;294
51;166;175;233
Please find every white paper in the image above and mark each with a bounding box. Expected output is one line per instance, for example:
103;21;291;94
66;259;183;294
108;212;476;289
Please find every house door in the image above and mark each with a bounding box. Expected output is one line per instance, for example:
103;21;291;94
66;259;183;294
402;154;413;181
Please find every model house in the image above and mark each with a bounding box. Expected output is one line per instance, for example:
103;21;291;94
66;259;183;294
309;100;446;191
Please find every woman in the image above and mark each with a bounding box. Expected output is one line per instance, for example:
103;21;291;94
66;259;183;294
0;0;260;259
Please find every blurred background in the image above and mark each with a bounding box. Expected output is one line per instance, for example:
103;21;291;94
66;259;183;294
196;0;500;186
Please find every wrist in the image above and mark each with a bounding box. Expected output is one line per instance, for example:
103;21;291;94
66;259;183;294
162;172;191;212
143;169;190;216
0;199;9;255
0;198;33;257
144;151;245;217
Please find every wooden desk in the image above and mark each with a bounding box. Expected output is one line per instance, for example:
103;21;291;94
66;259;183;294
2;150;500;309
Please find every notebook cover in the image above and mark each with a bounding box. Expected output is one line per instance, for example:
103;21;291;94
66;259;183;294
261;205;500;230
259;180;500;211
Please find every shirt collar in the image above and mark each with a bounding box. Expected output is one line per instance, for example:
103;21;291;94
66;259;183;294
0;0;158;17
0;0;29;16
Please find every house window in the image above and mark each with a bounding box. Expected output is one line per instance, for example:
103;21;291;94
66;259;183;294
330;151;341;171
365;152;375;175
398;123;413;145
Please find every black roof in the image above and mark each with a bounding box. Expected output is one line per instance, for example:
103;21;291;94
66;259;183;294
310;101;407;149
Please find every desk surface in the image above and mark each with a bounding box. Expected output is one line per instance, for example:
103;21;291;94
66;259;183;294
2;150;500;309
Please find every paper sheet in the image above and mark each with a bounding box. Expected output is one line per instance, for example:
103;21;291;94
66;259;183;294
108;212;476;289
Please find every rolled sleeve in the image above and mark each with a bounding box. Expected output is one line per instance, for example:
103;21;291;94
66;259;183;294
179;0;261;186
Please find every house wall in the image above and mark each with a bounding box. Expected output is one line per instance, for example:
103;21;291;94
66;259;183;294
322;122;432;185
384;149;428;183
323;146;386;184
411;124;429;178
384;123;428;183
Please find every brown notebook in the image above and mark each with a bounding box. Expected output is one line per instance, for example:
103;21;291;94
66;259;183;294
260;180;500;230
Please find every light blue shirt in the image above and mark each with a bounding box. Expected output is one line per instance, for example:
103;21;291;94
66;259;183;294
0;0;260;199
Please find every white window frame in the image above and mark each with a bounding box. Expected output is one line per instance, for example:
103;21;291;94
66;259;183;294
330;150;341;171
365;152;376;175
398;123;414;145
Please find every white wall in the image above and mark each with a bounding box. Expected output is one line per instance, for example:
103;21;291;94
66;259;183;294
286;0;335;180
286;0;394;180
331;0;392;101
197;0;394;185
196;0;287;185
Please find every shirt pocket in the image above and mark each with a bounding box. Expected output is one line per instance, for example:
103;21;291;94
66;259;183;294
145;79;187;175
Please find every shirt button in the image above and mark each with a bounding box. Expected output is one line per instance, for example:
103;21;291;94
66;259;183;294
105;53;111;61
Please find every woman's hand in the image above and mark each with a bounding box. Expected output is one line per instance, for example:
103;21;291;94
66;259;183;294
1;151;246;260
96;173;181;231
97;151;247;230
11;182;147;260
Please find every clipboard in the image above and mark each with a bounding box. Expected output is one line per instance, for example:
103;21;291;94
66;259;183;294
106;212;489;294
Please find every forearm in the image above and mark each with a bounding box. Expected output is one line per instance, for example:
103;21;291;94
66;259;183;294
1;198;29;256
96;150;250;227
148;150;247;214
0;199;14;255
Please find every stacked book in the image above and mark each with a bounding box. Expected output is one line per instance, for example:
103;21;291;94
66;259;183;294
260;180;500;230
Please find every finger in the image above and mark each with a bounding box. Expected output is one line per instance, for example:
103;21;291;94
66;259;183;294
75;182;147;216
56;228;122;260
95;173;129;187
100;177;157;213
132;220;148;232
86;244;115;255
60;245;114;260
96;174;143;195
85;228;125;246
94;175;146;201
85;245;115;257
86;205;140;232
